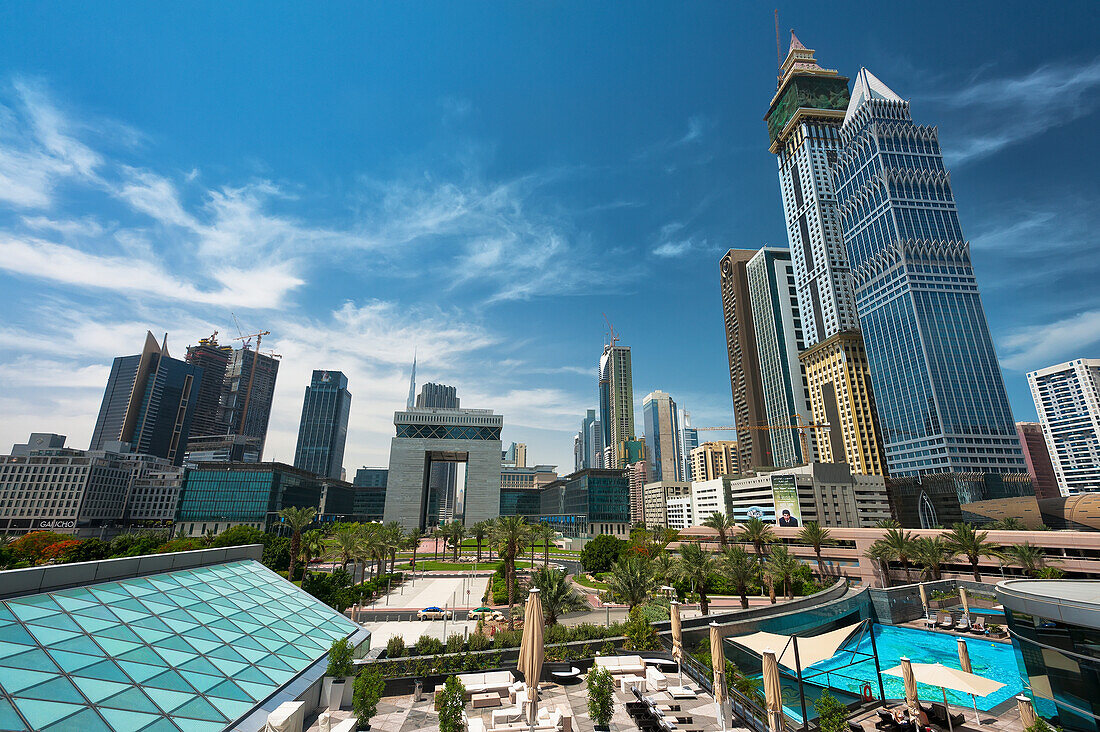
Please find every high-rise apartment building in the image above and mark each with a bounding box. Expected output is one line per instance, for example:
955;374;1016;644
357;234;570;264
574;409;604;472
746;247;817;466
689;441;739;482
599;343;635;468
642;481;691;529
763;33;885;476
219;347;280;459
1016;422;1061;500
677;410;698;485
627;460;648;526
183;333;232;443
90;332;200;466
834;67;1025;477
416;383;460;409
293;370;352;480
642;391;683;482
720;249;771;471
1028;359;1100;495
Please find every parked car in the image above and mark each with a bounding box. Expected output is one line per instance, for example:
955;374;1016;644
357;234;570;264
468;606;504;621
417;606;451;620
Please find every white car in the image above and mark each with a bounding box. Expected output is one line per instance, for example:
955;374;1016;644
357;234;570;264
417;606;452;620
468;607;505;621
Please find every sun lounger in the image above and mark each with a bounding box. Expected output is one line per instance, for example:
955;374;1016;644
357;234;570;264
930;703;965;728
970;616;986;634
939;613;954;629
955;614;970;631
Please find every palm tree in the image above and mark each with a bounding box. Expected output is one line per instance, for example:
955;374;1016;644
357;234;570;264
676;542;720;615
331;523;364;571
534;523;556;566
911;537;955;581
651;551;676;588
301;529;327;569
765;545;801;600
406;528;424;571
652;526;679;552
991;517;1027;531
491;516;532;629
880;528;916;583
875;519;901;529
864;541;894;587
737;517;776;564
278;506;317;583
702;512;736;549
604;555;653;611
531;566;587;625
797;522;834;577
944;523;1001;581
382;522;404;574
471;521;491;563
1005;542;1056;577
723;546;760;609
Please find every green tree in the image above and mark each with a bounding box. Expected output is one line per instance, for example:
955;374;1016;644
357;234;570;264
944;523;1001;582
864;540;894;587
797;522;834;577
331;523;364;571
579;534;626;573
1005;542;1056;577
405;527;424;570
278;506;317;583
875;519;901;529
622;607;661;651
604;554;654;611
491;516;532;629
990;517;1027;531
353;666;385;729
470;520;491;563
326;638;354;677
300;529;327;569
880;528;916;583
442;521;466;562
702;512;736;549
534;522;556;566
382;521;404;574
210;525;265;548
814;691;849;732
912;536;956;581
737;517;775;564
531;566;586;625
651;550;676;587
765;545;801;600
586;666;615;728
437;675;467;732
723;545;760;608
676;542;720;615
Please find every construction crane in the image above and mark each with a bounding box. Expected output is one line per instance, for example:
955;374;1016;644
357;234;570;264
230;314;272;435
602;313;620;347
697;415;831;467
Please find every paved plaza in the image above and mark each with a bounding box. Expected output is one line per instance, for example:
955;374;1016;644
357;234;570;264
367;574;491;611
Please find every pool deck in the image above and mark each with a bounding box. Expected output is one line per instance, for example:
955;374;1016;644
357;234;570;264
849;696;1027;732
895;618;1013;644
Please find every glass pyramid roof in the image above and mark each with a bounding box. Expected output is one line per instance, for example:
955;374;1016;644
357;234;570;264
0;559;356;731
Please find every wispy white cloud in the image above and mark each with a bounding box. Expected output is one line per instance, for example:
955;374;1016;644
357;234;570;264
999;309;1100;371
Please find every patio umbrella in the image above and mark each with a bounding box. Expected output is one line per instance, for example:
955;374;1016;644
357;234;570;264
919;583;929;618
711;623;728;732
517;588;544;727
957;638;981;725
671;601;684;687
960;588;970;622
884;661;1006;732
899;657;921;722
763;648;783;732
1016;695;1037;729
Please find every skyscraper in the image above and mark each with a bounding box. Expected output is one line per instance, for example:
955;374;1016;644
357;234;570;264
763;33;885;475
293;370;352;480
183;333;232;442
677;409;699;483
746;247;817;467
1028;359;1100;495
1016;422;1061;500
599;343;635;468
720;248;771;471
642;391;682;482
219;348;280;458
90;332;200;466
416;382;460;409
834;67;1025;478
575;408;603;471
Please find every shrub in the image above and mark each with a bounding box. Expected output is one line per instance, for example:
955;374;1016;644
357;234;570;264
545;624;572;644
600;641;615;656
211;525;265;548
468;633;492;652
446;633;464;654
1025;719;1055;732
814;691;849;732
586;666;615;727
326;638;354;677
622;607;660;651
386;636;405;658
437;676;467;732
353;666;384;728
414;635;445;656
493;630;522;649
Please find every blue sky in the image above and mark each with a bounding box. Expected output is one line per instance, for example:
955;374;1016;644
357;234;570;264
0;2;1098;472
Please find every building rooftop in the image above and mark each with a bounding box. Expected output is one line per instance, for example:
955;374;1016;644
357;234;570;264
998;579;1100;606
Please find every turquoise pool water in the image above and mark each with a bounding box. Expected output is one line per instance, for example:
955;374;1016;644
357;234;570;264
755;624;1024;724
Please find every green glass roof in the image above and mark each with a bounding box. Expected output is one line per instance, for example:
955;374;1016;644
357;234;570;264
0;560;356;731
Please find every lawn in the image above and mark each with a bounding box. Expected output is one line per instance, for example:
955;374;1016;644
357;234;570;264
571;573;610;591
393;559;538;572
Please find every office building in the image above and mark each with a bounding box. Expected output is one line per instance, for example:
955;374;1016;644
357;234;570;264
1028;359;1100;495
0;434;184;536
643;391;683;481
763;34;885;476
416;382;459;409
746;247;817;466
834;67;1025;477
499;464;556;519
175;462;354;536
722;464;891;528
642;481;691;529
575;409;604;472
220;347;280;459
1016;422;1061;500
502;442;527;468
628;460;648;525
690;478;732;526
665;494;694;530
383;404;502;529
678;410;699;484
353;467;388;522
183;333;233;444
887;472;1033;529
293;370;352;480
720;249;771;471
689;441;739;482
599;343;636;468
183;434;262;465
539;469;631;538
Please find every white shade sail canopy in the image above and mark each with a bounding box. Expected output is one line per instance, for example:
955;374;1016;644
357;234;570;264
728;622;864;669
883;662;1006;698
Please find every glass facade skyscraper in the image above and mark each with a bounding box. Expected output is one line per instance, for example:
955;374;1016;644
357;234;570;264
598;344;635;468
642;391;684;482
293;370;351;480
834;68;1025;477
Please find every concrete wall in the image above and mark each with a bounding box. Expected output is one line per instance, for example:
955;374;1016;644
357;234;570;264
383;436;502;528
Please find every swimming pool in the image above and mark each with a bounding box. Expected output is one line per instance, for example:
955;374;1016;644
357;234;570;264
753;624;1024;723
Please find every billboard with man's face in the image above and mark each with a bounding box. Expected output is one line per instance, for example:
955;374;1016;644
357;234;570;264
770;474;803;528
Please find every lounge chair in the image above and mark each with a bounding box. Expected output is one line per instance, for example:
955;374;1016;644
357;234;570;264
875;710;900;731
849;722;866;732
930;703;965;728
970;616;986;634
939;612;954;629
955;614;971;631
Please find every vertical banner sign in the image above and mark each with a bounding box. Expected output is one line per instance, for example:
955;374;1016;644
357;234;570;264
770;475;802;527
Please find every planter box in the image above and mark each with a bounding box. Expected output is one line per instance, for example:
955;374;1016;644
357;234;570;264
322;676;355;710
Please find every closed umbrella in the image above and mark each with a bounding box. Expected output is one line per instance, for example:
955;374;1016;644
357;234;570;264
1016;695;1037;729
957;638;981;725
711;623;728;732
517;588;544;727
900;657;921;722
919;583;929;619
960;588;970;627
671;601;684;687
763;648;784;732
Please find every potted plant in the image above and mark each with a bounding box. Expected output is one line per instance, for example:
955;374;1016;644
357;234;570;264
586;666;615;731
322;638;356;709
437;675;467;732
353;667;385;730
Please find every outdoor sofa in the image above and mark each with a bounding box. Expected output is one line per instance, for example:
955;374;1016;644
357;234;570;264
457;671;515;698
